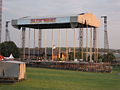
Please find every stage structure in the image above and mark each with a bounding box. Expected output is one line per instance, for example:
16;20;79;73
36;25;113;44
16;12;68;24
11;13;100;62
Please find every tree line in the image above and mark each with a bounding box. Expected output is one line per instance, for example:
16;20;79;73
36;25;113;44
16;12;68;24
0;41;116;62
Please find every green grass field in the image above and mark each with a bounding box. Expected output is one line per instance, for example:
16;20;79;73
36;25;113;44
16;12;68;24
0;67;120;90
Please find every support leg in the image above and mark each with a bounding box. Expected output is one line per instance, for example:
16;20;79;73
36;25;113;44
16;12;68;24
58;30;61;59
79;28;84;60
66;29;68;60
93;28;97;62
28;28;31;60
86;27;88;61
38;29;42;60
74;29;76;60
44;30;47;60
90;28;93;62
22;27;26;60
52;30;54;61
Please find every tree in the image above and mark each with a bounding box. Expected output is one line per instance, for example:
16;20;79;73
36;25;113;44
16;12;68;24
0;41;20;58
88;54;102;62
102;52;116;62
69;52;74;60
68;52;86;61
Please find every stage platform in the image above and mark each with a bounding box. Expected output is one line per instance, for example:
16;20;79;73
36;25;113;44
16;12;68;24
11;13;100;29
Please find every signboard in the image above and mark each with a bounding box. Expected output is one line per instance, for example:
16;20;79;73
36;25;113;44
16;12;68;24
31;18;56;23
17;17;71;25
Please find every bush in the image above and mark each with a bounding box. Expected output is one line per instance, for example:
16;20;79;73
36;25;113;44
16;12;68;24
0;41;20;58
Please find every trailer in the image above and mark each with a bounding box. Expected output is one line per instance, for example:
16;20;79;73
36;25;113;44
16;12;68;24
0;61;26;83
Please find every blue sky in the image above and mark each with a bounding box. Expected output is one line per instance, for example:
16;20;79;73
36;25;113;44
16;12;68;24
2;0;120;49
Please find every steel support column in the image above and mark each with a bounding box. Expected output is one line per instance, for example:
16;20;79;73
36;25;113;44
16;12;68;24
70;22;77;61
38;29;42;59
96;28;99;61
66;29;68;60
22;27;26;60
52;30;54;61
101;16;109;53
5;21;10;41
73;29;76;60
28;28;31;59
79;28;84;59
90;27;93;62
58;30;61;59
33;29;36;59
44;30;47;60
38;29;42;48
86;26;88;61
0;0;2;43
93;28;97;62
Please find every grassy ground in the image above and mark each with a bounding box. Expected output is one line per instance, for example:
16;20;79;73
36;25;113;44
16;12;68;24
0;67;120;90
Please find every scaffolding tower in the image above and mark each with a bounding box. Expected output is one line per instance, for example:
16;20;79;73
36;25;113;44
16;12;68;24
5;21;11;41
0;0;2;43
101;16;109;53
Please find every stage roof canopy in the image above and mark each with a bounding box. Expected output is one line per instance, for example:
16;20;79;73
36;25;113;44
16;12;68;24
11;13;100;29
